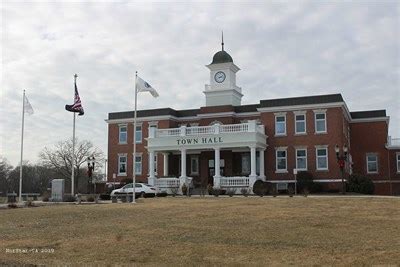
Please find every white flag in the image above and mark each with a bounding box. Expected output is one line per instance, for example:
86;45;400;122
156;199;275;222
24;94;34;115
136;76;159;97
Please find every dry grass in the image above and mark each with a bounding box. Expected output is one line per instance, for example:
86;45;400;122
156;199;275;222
0;197;399;266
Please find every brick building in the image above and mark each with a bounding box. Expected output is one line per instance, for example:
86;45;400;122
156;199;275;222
106;44;400;195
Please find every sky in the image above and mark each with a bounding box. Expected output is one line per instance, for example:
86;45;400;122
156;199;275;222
1;1;399;167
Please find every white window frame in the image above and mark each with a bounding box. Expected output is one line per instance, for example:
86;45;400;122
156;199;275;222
118;124;127;144
314;110;327;134
294;111;307;135
274;113;287;136
118;154;127;176
396;153;400;173
134;154;142;175
190;155;199;175
275;147;288;173
135;124;143;144
366;153;378;174
296;148;307;171
315;146;328;171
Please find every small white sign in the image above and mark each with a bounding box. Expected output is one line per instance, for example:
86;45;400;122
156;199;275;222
293;169;298;175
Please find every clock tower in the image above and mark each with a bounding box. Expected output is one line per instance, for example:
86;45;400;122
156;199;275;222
204;35;243;106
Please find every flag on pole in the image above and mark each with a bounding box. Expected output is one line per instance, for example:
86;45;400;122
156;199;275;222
24;94;34;115
136;76;159;97
65;79;84;115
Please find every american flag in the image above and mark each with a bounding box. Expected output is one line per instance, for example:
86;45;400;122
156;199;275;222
65;77;84;116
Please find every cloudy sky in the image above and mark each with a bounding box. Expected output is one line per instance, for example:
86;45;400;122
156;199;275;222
1;1;399;167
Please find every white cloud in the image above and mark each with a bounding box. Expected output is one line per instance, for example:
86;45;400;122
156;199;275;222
1;1;399;166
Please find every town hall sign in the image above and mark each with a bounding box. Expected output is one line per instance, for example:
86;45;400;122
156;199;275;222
176;136;224;146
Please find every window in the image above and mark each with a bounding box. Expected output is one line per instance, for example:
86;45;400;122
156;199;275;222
275;114;286;135
135;125;142;143
119;125;127;144
314;111;327;133
118;154;127;175
134;155;142;175
276;148;287;172
295;113;306;134
397;153;400;173
277;183;288;191
190;156;199;175
296;148;307;170
123;183;133;189
316;147;328;170
366;154;378;173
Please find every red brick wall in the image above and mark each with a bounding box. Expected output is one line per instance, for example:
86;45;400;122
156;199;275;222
106;106;396;195
260;107;345;181
107;120;173;183
350;121;389;180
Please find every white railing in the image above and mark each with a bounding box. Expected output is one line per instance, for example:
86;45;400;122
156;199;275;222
220;176;250;187
220;124;249;133
387;136;400;147
154;121;265;138
156;177;180;188
157;128;181;137
186;126;215;136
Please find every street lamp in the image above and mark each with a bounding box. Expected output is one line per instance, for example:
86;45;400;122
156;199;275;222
335;144;348;194
87;156;95;193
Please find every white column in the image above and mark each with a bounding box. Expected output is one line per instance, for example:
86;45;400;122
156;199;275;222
250;146;257;177
163;153;169;177
180;149;186;178
259;148;266;181
179;149;187;193
148;150;156;186
249;146;257;188
214;147;221;188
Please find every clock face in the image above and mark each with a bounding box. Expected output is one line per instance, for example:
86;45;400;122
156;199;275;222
214;71;226;83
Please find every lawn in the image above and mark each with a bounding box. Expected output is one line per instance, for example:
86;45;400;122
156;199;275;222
0;196;399;266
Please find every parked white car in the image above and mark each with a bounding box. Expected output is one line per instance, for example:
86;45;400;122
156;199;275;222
110;183;156;198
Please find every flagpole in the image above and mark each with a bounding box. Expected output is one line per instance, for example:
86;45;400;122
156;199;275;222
132;72;138;204
19;90;25;203
71;74;77;196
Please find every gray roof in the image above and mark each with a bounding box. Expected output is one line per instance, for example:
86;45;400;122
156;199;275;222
259;94;343;108
350;110;387;119
108;108;199;120
107;93;385;121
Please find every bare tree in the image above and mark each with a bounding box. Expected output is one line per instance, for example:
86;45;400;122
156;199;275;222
39;138;104;193
0;156;13;196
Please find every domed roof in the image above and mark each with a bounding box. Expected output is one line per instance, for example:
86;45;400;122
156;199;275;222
211;50;233;64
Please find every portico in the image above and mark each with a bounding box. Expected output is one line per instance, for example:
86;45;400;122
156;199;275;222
146;120;267;193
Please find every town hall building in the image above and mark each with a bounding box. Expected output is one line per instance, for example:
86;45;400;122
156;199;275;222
106;41;400;195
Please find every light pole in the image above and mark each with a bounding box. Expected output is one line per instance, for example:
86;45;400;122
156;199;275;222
335;144;348;194
87;156;95;193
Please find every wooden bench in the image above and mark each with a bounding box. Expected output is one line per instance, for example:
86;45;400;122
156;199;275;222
76;194;100;204
111;193;137;203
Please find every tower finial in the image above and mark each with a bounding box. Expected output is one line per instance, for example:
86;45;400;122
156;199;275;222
221;31;224;51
